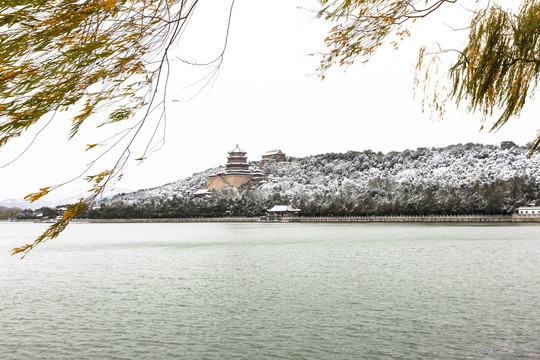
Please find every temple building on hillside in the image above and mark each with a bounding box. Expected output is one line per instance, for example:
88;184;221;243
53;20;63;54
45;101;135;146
205;145;263;192
261;149;286;165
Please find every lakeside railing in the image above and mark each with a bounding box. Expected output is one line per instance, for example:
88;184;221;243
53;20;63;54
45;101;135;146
78;217;259;223
71;214;540;223
291;214;534;223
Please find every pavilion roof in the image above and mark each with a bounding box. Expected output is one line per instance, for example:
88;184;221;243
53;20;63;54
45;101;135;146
228;144;246;154
268;205;301;213
194;189;211;195
264;150;283;155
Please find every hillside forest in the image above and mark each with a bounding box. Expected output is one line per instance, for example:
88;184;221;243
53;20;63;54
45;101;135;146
77;143;540;219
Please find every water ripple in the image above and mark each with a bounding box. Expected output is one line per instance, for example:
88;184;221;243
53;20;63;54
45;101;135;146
1;223;539;359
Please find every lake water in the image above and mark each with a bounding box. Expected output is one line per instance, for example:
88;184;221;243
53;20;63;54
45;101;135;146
1;222;539;359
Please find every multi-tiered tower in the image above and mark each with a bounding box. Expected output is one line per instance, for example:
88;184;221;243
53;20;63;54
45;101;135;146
204;145;262;192
225;145;250;174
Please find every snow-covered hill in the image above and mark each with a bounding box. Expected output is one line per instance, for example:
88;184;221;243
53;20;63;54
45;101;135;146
99;166;224;205
93;143;540;217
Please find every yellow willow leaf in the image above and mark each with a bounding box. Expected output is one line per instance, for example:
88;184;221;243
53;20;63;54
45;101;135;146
101;0;119;11
86;143;98;151
81;4;97;11
135;157;146;161
90;170;112;184
24;187;51;203
11;244;33;258
0;71;17;81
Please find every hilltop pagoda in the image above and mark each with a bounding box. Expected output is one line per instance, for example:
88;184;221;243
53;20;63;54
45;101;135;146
205;145;262;192
225;145;250;173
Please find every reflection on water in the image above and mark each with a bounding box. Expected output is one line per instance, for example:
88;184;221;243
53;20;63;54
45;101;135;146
1;222;540;359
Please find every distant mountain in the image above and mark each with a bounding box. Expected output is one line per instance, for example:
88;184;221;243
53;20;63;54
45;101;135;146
0;198;51;210
89;143;540;218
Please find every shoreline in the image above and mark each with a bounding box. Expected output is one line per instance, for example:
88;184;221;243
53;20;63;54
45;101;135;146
62;215;540;224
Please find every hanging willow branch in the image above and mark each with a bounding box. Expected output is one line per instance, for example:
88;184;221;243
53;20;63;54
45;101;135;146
1;0;235;257
447;0;540;154
316;0;456;76
318;0;540;154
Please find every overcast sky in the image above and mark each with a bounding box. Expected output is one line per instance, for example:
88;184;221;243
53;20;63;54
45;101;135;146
0;0;538;203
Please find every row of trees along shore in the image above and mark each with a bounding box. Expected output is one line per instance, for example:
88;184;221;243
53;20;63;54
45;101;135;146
82;177;538;219
3;175;538;221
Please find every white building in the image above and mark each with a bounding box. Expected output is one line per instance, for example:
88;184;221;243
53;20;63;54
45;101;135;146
516;206;540;216
266;205;301;220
